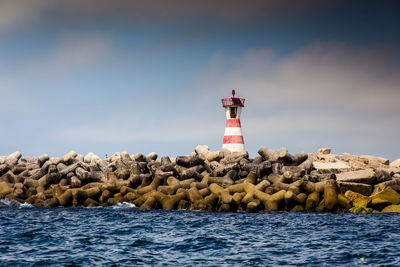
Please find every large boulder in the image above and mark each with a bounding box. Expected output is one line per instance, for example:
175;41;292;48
370;188;400;205
382;205;400;213
312;160;350;173
360;155;389;168
338;182;372;196
316;148;331;155
0;182;12;198
335;169;375;184
390;158;400;168
373;180;400;195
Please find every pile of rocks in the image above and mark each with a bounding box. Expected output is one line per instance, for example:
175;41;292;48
0;146;399;213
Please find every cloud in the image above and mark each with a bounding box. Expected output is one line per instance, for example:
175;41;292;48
0;1;50;34
0;34;112;93
49;41;400;158
189;42;400;158
31;34;112;79
0;0;333;35
203;42;400;112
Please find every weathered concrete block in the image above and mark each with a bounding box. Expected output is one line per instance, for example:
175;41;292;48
312;161;350;173
37;154;49;166
336;169;375;184
382;205;400;212
390;158;400;168
195;145;209;156
146;152;158;161
340;152;362;162
360;155;389;168
316;148;331;155
371;187;400;205
373;180;400;195
63;150;77;163
337;182;372;196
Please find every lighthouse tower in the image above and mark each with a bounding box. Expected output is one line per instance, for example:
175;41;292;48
221;90;246;153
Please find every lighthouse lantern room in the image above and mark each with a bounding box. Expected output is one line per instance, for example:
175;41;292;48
221;90;246;153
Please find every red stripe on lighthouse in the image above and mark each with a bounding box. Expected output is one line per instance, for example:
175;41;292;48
225;119;241;127
223;135;244;144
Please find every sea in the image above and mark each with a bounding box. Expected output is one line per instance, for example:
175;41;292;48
0;199;399;266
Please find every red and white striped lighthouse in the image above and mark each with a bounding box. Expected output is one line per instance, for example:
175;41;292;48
221;90;246;153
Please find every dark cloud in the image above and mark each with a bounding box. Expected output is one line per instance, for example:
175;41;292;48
0;0;334;34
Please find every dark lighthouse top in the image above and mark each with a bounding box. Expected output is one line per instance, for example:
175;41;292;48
221;89;245;107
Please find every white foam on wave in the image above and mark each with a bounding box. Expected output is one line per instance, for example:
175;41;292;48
19;202;34;208
111;202;137;209
0;198;33;208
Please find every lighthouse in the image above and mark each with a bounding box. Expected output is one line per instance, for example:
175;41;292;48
221;90;246;153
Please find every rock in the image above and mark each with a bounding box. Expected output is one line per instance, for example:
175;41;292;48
370;188;400;205
205;151;222;162
349;205;373;214
7;151;22;161
389;167;400;175
63;150;77;163
38;174;52;188
59;162;83;176
382;205;400;213
75;167;89;180
23;178;39;188
390;158;400;168
369;198;391;211
360;155;389;168
195;145;209;156
37;154;49;166
5;151;22;168
133;153;146;162
176;155;203;168
374;168;392;183
298;157;313;173
0;164;9;176
258;147;292;163
305;192;319;211
85;186;101;199
312;161;350;173
258;146;273;161
84;198;100;207
292;152;308;165
335;169;375;184
309;171;335;183
316;148;331;155
70;176;82;188
340;152;362;162
324;180;339;210
84;152;95;163
0;182;12;198
348;159;368;169
337;194;352;209
373;180;400;195
57;189;73;206
270;148;289;162
338;182;372;196
316;153;337;162
146;152;158;161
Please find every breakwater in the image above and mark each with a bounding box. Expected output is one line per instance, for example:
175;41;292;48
1;146;399;213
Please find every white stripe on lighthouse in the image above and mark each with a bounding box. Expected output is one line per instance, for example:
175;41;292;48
224;127;242;136
222;143;245;152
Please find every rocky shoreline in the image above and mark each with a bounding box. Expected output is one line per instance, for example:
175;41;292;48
1;146;400;213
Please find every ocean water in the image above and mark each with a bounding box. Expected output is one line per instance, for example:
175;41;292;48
0;199;399;266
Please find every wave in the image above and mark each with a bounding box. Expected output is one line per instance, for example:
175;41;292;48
111;202;137;209
0;198;33;208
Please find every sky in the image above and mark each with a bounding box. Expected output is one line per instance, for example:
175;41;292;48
0;0;399;160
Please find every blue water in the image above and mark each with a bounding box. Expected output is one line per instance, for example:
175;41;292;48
0;200;399;266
